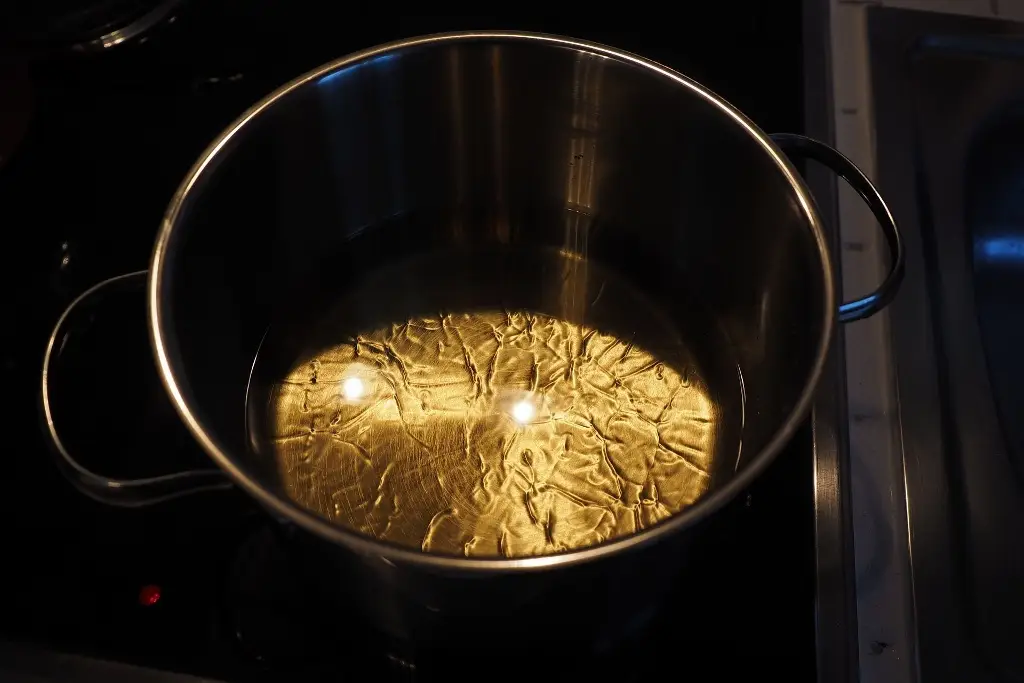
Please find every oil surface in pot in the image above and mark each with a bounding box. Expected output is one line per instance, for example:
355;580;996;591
245;244;740;558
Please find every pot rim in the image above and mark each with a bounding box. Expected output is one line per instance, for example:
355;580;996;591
149;30;836;572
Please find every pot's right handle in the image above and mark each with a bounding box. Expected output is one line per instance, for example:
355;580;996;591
41;271;233;507
771;133;905;323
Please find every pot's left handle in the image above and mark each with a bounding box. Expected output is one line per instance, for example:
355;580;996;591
771;133;905;323
41;271;233;507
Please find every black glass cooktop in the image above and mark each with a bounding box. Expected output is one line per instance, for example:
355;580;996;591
0;5;813;681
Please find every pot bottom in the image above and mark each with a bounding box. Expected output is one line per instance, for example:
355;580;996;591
245;235;745;560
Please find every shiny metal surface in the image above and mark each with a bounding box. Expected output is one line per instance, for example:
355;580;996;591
5;0;185;56
802;0;861;677
869;8;1024;682
70;0;183;52
150;31;846;571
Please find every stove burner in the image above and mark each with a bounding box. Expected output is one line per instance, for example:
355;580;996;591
219;520;664;682
221;524;394;676
224;525;317;665
8;0;184;54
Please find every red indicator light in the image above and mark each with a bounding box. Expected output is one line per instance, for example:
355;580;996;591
138;584;162;607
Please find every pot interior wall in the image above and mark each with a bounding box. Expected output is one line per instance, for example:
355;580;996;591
157;38;827;529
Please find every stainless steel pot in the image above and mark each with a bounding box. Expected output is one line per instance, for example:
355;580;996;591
42;32;902;649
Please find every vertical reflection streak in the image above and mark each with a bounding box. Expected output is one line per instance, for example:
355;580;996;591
562;55;605;323
566;54;603;212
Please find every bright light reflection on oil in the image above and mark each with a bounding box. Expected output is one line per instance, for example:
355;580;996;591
342;377;365;400
511;400;535;424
